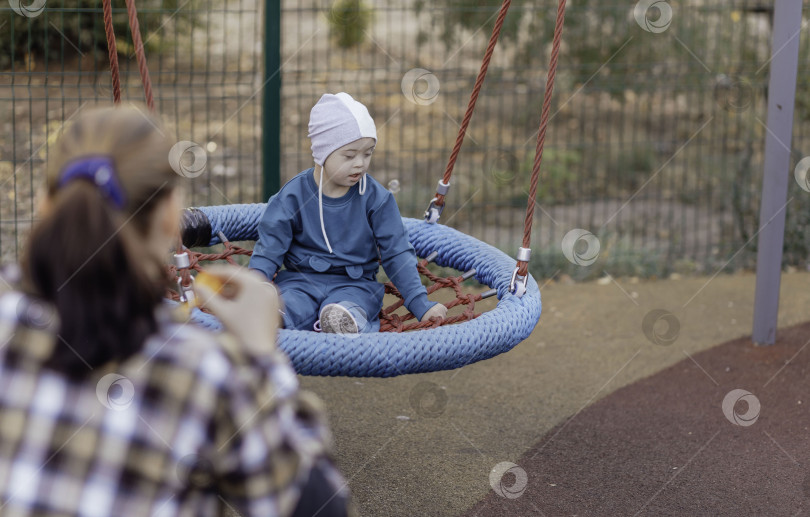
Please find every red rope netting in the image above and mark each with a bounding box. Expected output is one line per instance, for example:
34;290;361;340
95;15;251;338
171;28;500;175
166;240;493;333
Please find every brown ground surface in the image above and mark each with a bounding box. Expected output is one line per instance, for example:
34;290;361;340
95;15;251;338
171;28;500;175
299;271;810;516
465;320;810;517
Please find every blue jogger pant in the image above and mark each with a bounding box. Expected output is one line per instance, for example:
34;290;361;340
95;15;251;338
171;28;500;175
275;269;384;332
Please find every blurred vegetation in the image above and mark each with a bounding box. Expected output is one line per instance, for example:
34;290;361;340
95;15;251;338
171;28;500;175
1;0;199;70
326;0;372;49
782;185;810;269
731;145;810;270
415;1;770;88
527;230;668;282
415;1;810;276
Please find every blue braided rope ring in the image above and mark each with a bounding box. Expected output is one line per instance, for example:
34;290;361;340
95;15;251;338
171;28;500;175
185;204;541;377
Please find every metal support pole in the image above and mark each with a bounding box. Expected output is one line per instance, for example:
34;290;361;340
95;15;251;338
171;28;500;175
262;0;282;200
752;0;803;345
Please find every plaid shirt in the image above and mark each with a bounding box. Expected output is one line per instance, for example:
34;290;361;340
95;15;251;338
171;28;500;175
0;283;348;516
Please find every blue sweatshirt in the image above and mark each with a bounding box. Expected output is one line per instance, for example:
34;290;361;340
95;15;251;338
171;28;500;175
249;168;436;320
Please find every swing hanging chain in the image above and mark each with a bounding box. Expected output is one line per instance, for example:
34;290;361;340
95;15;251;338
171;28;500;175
425;0;512;223
512;0;567;291
102;0;121;103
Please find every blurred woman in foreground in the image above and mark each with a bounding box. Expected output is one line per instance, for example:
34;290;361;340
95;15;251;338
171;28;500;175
0;105;350;516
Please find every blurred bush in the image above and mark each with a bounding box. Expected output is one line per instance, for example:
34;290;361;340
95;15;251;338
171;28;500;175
1;0;199;70
327;0;372;49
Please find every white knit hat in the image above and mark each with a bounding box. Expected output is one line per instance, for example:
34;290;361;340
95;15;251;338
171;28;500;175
308;92;377;166
308;92;377;255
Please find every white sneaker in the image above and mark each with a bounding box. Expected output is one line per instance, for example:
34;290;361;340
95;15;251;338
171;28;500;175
318;303;360;334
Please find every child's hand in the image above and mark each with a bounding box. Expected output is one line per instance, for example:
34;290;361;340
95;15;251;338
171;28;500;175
420;303;447;322
193;265;281;354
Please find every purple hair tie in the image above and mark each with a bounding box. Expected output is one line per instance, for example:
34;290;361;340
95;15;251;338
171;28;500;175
57;156;126;210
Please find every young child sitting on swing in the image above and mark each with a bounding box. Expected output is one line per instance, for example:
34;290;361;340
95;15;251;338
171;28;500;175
249;92;448;333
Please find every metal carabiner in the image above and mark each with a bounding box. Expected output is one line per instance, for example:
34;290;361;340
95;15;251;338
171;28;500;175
176;276;196;304
424;197;444;224
173;250;196;304
509;267;528;298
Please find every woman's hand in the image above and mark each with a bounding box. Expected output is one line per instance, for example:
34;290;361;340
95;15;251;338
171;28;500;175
420;303;447;322
193;265;281;354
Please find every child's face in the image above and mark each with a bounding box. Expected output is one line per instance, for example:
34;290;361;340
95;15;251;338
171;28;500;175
322;137;376;189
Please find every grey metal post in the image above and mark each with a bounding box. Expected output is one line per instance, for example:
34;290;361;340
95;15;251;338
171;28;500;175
752;0;803;345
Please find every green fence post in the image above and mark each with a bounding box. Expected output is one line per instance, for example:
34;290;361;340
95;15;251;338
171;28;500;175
262;0;282;200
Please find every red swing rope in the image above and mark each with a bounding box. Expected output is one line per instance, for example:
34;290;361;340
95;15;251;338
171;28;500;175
124;0;156;111
427;0;568;284
101;0;121;103
102;0;155;111
102;0;195;298
108;1;563;330
518;0;567;278
431;0;513;211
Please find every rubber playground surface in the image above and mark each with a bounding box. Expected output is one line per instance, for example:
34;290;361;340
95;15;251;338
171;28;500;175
299;271;810;516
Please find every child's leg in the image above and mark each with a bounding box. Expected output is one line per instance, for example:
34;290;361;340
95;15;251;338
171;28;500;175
320;300;379;333
321;279;384;333
275;270;325;331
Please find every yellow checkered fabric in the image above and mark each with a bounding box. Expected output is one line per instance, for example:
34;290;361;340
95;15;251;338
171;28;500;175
0;287;346;516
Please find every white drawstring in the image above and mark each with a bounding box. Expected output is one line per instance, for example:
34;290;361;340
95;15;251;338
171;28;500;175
317;166;334;254
318;167;366;254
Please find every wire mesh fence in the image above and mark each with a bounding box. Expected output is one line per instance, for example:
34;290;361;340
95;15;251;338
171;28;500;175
0;0;264;263
2;0;810;280
280;0;810;281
